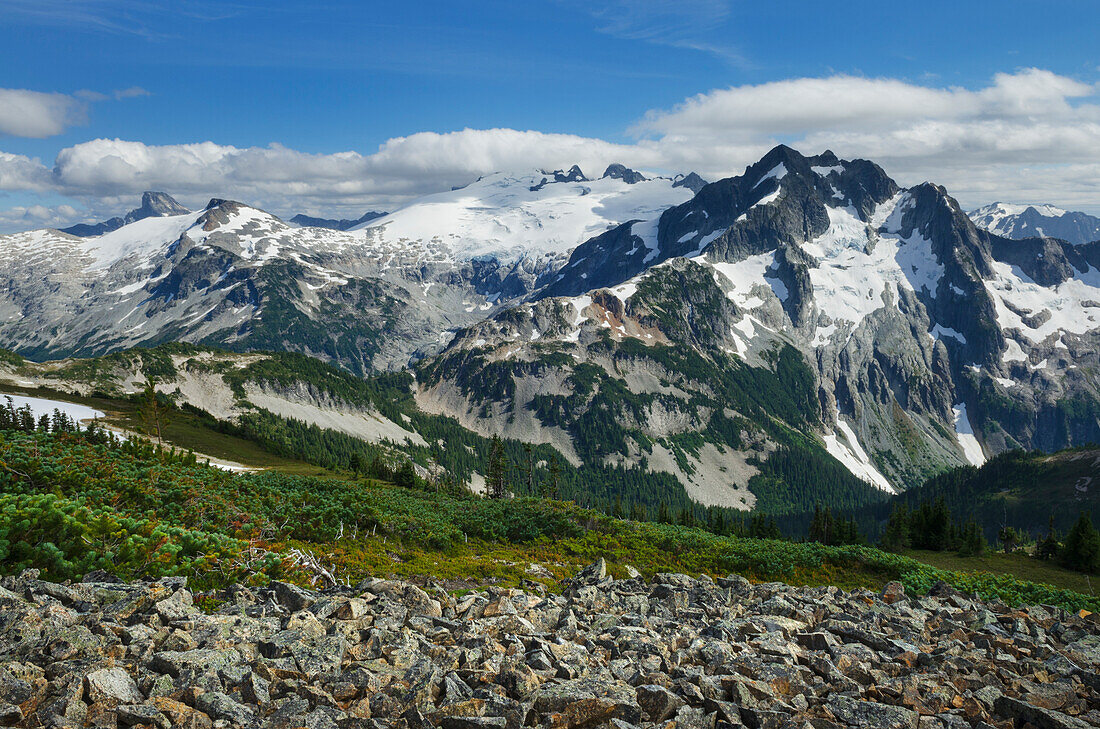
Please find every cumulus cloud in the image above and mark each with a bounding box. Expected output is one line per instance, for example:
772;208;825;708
3;68;1100;229
42;131;661;213
0;202;83;230
630;69;1100;208
0;89;87;138
0;86;151;139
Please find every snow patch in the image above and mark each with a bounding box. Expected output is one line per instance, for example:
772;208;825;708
1;393;105;424
823;420;896;493
953;404;986;466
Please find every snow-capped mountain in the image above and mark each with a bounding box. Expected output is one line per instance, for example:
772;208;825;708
969;202;1100;245
0;165;692;372
6;146;1100;505
61;191;191;237
414;146;1100;502
352;165;693;263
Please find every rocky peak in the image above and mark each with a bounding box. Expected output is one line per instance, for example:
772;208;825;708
672;171;708;193
556;164;587;183
529;165;589;191
601;163;647;184
137;191;190;218
59;191;191;237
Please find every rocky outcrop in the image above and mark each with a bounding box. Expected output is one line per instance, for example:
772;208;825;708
672;172;708;194
602;164;647;185
3;565;1100;729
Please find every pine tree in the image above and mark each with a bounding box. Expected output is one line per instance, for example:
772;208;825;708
957;520;987;557
808;504;826;544
1061;512;1100;573
522;444;535;496
709;508;726;536
657;502;672;524
881;503;911;552
1036;515;1061;561
139;376;170;447
394;460;416;489
486;435;507;499
545;459;561;499
998;526;1021;554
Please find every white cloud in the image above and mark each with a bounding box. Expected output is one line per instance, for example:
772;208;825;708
0;89;87;138
0;202;83;230
632;69;1100;210
0;86;151;139
0;151;56;190
41;131;661;214
3;68;1100;228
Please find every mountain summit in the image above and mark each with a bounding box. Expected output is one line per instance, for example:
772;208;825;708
61;191;190;237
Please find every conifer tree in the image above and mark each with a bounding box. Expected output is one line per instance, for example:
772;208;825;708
140;376;170;447
486;435;507;499
394;460;416;489
881;503;911;552
1061;512;1100;573
1036;515;1061;561
657;502;672;524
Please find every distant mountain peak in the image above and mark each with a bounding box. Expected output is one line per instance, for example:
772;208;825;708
601;164;646;184
290;211;386;231
530;165;589;191
139;191;190;217
672;172;708;193
60;191;190;237
970;202;1100;244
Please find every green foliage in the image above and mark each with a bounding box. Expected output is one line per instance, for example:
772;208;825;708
1061;512;1100;574
3;430;1100;613
0;348;24;366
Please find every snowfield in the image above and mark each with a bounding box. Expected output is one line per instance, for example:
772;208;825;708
355;170;694;261
2;393;105;424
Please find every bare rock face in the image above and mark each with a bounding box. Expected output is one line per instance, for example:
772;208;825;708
2;563;1100;728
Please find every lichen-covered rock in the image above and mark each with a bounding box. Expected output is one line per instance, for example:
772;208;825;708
1;564;1099;728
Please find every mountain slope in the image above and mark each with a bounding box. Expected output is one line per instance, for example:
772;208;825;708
970;202;1100;245
415;145;1100;500
0;170;690;374
5;149;1100;510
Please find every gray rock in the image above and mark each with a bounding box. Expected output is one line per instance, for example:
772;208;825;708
196;691;256;725
637;684;686;722
84;667;144;705
994;696;1094;729
828;695;919;729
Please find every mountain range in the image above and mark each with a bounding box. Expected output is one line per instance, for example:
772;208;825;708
2;146;1099;511
969;202;1100;245
289;211;387;230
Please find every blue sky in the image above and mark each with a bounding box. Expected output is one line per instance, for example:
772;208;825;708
1;0;1099;228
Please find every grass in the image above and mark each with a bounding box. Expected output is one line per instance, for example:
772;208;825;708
905;548;1099;599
